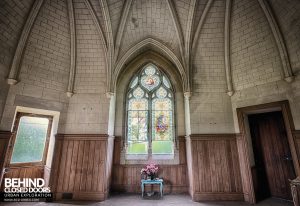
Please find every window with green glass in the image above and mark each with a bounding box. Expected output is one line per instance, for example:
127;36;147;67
11;116;50;164
126;64;174;156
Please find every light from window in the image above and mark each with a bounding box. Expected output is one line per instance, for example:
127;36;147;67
126;64;174;157
11;116;49;163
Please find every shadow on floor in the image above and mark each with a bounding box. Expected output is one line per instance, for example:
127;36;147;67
0;194;294;206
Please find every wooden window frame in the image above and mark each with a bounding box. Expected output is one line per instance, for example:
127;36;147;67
8;112;53;167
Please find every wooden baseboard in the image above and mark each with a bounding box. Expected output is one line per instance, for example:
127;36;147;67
111;184;188;194
192;192;244;201
55;191;108;201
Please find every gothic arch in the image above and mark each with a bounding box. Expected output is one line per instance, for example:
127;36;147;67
112;38;188;93
114;51;186;165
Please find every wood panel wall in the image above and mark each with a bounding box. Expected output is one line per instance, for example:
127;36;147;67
189;134;244;201
49;134;110;201
0;131;12;186
111;136;189;194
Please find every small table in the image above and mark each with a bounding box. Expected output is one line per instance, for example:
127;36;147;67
141;179;163;198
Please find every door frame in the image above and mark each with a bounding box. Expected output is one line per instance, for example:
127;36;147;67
236;100;299;203
6;112;53;167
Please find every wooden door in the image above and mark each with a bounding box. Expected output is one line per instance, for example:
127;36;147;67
249;111;296;200
1;113;53;189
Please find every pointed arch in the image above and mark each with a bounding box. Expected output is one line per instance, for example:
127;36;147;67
257;0;294;82
166;0;185;63
84;0;108;51
114;0;133;61
112;38;187;93
7;0;45;85
192;0;214;53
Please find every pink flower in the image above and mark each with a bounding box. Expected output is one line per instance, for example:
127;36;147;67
141;163;159;176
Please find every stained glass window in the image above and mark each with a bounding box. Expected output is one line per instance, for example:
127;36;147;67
126;64;174;157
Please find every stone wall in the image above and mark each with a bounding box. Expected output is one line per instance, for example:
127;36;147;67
0;0;70;132
191;0;235;134
63;0;109;134
0;0;299;134
0;0;35;123
230;0;300;131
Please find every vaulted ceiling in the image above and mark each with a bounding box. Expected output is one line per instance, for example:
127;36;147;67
0;0;300;95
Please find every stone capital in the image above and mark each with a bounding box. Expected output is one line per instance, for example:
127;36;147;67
184;92;192;99
106;92;115;99
66;91;74;97
284;76;294;83
227;90;234;96
7;78;18;85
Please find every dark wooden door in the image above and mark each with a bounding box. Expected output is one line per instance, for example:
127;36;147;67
249;111;296;201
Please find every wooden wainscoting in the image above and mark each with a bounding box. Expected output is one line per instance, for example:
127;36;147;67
0;131;13;186
49;134;110;201
189;134;244;201
111;136;189;194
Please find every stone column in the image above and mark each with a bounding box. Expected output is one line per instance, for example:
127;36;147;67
184;92;192;136
106;92;116;194
107;92;116;136
184;92;194;197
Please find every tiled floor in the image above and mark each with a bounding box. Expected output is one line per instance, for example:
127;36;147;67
2;194;293;206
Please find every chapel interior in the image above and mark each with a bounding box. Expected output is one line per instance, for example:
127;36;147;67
0;0;300;205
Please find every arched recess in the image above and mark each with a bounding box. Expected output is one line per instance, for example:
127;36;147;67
111;38;188;93
114;50;185;164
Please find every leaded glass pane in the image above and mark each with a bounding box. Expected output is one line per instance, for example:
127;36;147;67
127;111;148;141
129;98;148;110
130;76;138;88
133;87;144;98
152;98;172;110
127;141;148;154
152;140;173;154
163;76;170;88
144;65;156;75
11;116;49;163
141;74;160;91
151;110;173;141
156;87;167;98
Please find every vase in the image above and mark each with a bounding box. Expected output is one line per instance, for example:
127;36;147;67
141;173;147;180
150;174;155;180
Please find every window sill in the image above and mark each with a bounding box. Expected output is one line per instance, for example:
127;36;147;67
125;154;174;160
152;154;174;160
126;154;148;160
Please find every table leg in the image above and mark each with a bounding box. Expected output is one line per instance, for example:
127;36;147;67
141;183;144;198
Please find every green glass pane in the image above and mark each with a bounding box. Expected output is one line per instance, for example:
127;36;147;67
152;141;173;154
11;116;49;163
127;142;148;154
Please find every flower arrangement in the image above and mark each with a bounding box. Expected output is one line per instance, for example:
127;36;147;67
141;163;159;179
